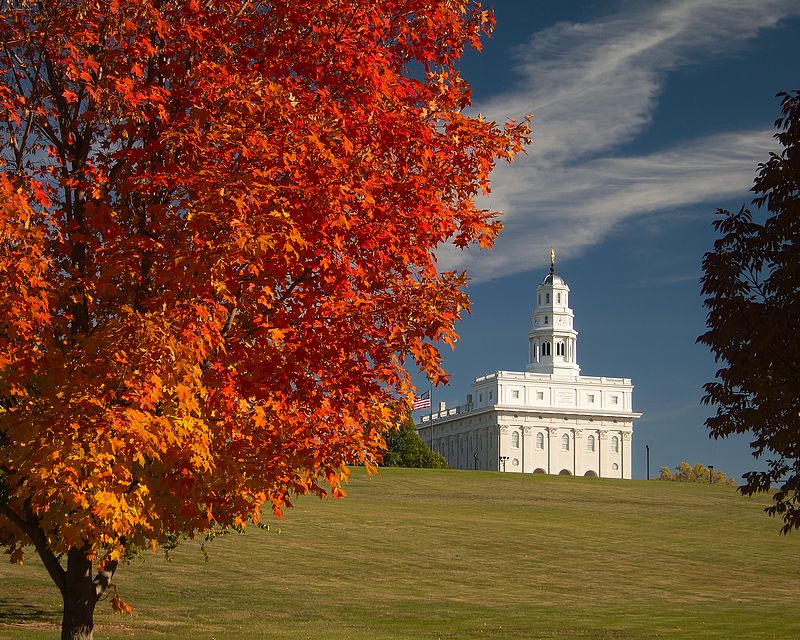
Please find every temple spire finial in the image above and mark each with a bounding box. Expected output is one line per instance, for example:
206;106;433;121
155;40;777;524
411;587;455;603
550;247;555;275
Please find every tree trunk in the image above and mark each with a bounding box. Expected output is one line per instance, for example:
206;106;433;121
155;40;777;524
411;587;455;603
0;506;118;640
61;548;99;640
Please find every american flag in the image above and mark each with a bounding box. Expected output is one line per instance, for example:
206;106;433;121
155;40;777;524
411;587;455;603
412;391;431;411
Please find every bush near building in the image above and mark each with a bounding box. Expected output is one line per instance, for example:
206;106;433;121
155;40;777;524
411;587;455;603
382;416;448;469
659;462;738;486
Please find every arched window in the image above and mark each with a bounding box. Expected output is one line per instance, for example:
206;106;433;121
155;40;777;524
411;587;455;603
538;294;541;305
561;433;570;451
587;435;595;452
545;293;550;303
556;341;565;356
511;431;520;448
557;293;561;303
536;432;544;449
544;315;548;325
611;436;619;453
542;341;551;356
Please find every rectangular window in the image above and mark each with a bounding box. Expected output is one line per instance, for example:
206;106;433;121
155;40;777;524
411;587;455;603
611;396;619;405
489;391;493;400
587;394;595;403
536;391;544;400
512;390;519;399
479;393;483;402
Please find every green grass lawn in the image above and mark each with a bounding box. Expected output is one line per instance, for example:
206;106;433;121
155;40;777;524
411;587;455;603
2;468;799;639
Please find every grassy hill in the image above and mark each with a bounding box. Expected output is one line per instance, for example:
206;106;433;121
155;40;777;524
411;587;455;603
2;468;800;640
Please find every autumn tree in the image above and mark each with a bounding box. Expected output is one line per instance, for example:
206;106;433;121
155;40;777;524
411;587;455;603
381;414;448;469
658;462;737;486
0;1;529;638
698;90;800;533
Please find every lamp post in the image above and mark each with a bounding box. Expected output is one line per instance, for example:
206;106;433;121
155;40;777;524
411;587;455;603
709;465;714;484
474;451;478;471
645;444;650;480
499;455;509;472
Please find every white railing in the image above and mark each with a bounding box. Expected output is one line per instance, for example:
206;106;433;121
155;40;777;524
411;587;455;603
478;370;631;385
419;403;474;423
476;370;550;383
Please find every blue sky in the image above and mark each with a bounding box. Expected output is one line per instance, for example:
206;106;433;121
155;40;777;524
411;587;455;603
412;0;800;481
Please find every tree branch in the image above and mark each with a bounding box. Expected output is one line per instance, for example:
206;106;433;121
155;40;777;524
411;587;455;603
0;502;66;594
93;559;118;599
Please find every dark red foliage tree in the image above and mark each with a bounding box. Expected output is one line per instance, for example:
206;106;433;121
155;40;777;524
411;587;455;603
699;90;800;534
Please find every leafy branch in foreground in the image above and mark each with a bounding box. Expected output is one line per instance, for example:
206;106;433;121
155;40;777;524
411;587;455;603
699;89;800;533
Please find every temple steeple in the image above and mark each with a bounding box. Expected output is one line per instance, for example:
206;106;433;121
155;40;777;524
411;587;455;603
526;251;580;377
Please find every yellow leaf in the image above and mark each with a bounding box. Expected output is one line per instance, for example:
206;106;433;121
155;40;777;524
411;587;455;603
111;592;133;616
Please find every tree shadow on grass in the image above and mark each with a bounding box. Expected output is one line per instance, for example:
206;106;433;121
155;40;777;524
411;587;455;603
0;598;59;626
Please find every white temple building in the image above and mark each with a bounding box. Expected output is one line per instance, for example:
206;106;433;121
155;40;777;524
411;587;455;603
416;256;641;478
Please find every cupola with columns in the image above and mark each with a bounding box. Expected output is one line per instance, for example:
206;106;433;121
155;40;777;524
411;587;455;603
526;248;580;378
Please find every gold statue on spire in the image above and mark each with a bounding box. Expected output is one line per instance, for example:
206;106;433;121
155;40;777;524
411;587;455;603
550;247;555;274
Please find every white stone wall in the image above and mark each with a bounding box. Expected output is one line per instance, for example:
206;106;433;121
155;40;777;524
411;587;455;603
418;406;635;479
474;371;634;414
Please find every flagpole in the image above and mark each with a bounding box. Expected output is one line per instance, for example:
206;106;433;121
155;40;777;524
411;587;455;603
429;384;434;451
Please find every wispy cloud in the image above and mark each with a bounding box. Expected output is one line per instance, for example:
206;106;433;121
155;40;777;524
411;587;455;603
440;0;800;281
624;272;702;289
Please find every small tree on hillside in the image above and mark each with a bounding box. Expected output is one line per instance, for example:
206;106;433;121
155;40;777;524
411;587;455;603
659;462;737;486
382;415;449;469
698;90;800;533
